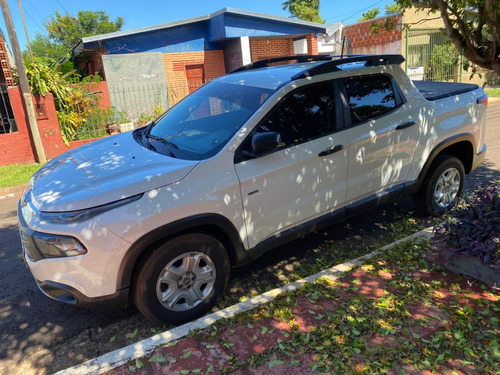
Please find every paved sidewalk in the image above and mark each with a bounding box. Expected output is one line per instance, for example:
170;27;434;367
56;230;499;375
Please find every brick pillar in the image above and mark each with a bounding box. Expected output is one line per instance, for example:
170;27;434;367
0;36;14;86
306;33;319;55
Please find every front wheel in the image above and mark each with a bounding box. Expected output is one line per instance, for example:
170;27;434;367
413;155;465;216
133;233;230;325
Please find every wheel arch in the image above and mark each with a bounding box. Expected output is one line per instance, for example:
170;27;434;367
116;214;249;292
418;133;476;185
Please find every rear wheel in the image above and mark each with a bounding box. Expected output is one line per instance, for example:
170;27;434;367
413;155;465;215
133;233;230;325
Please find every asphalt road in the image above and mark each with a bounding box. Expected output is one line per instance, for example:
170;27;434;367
0;104;499;374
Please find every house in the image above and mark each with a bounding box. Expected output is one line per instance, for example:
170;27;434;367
71;8;341;123
343;8;495;84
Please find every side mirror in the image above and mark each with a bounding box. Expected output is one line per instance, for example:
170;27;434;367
251;132;282;157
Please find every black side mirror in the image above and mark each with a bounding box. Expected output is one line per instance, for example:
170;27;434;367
251;132;282;157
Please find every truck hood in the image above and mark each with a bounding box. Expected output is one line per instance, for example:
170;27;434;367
30;132;199;212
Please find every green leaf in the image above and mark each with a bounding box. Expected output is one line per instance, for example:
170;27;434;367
110;335;116;343
207;363;214;373
128;365;136;371
182;351;192;359
135;359;143;369
192;369;201;374
181;370;190;375
98;327;102;333
261;326;269;334
247;323;254;329
79;341;87;347
130;328;138;339
149;355;167;363
269;360;284;368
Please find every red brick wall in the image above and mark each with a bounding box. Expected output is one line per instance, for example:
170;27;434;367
249;33;319;62
306;34;318;55
163;51;226;104
345;15;402;53
0;87;34;165
250;38;295;61
0;87;111;166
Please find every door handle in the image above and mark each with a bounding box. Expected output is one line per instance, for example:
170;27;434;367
395;121;416;130
318;145;343;157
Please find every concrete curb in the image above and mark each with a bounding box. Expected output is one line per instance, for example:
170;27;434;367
54;227;435;375
0;184;26;199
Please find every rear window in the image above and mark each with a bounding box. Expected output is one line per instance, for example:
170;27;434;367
344;75;397;126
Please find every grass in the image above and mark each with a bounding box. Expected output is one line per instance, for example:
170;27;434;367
0;163;43;188
121;237;500;374
485;88;500;97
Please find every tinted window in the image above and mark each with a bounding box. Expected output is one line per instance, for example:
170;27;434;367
259;82;335;148
344;75;397;125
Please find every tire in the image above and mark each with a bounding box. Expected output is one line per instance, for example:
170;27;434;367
413;155;465;216
132;233;230;325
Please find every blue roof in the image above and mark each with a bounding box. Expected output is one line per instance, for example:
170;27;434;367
75;8;327;55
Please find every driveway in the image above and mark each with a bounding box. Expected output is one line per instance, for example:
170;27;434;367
0;104;499;375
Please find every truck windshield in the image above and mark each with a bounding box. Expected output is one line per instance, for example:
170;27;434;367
148;81;273;160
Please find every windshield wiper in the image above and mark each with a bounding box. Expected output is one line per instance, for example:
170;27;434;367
142;132;178;158
145;134;178;149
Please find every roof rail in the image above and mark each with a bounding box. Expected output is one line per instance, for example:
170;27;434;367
230;55;333;73
230;54;405;78
291;54;405;80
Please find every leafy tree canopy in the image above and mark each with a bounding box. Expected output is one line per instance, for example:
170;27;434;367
282;0;325;23
29;10;123;61
359;8;380;22
359;2;402;22
395;0;500;75
385;3;402;15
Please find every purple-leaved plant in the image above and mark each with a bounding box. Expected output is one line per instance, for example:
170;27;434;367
434;180;500;267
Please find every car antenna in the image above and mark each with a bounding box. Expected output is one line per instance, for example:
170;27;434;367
340;36;346;58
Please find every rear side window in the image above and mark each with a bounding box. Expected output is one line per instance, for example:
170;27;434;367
344;75;397;126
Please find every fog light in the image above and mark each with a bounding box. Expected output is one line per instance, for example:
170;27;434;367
32;233;87;258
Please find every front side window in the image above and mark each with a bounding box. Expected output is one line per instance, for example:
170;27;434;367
257;82;335;148
344;75;397;126
145;81;273;160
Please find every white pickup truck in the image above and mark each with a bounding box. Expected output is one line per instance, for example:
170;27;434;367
18;54;488;324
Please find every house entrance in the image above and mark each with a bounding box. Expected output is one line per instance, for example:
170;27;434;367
186;64;205;93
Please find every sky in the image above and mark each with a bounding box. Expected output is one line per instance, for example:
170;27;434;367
1;0;394;52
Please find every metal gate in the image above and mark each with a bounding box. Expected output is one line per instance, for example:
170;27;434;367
405;28;462;82
0;84;16;134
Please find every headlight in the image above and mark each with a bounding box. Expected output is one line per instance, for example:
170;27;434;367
32;233;87;258
38;193;143;224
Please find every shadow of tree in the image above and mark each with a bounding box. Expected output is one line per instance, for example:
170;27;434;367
0;162;497;374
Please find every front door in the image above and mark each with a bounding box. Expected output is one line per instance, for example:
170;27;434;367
234;82;349;248
186;65;205;93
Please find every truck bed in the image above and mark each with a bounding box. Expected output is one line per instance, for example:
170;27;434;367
413;80;479;101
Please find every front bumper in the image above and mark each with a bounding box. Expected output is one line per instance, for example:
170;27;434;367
18;199;132;309
36;279;129;309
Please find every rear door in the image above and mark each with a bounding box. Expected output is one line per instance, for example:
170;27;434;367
341;74;420;202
